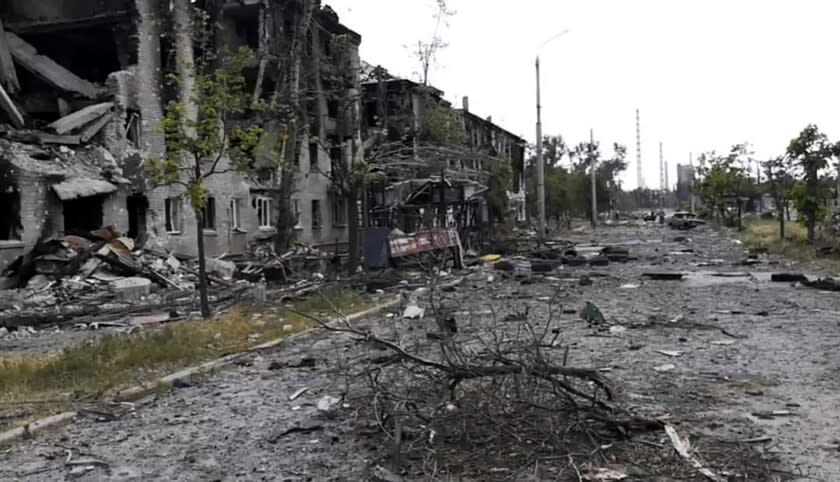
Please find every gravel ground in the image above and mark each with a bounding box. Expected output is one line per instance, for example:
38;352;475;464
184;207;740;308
2;223;840;481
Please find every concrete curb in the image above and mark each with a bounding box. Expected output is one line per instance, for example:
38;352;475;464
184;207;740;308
0;296;401;446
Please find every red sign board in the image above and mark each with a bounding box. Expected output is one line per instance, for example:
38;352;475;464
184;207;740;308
389;229;461;259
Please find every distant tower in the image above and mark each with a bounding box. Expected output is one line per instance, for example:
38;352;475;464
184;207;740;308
659;141;665;209
659;142;665;191
664;149;669;192
636;109;643;189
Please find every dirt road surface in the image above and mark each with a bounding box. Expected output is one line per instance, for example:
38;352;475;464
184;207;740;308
2;223;839;481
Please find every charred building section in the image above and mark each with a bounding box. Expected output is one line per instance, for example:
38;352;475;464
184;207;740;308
0;1;522;270
0;0;362;269
360;65;526;247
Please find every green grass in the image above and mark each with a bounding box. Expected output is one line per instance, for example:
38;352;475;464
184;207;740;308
0;289;376;430
739;219;840;271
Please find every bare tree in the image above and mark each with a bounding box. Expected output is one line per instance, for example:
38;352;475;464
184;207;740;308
414;0;455;86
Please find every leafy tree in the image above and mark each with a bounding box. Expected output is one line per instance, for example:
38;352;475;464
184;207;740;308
148;47;262;318
420;96;467;145
525;136;626;226
763;155;798;239
786;124;840;242
695;150;745;225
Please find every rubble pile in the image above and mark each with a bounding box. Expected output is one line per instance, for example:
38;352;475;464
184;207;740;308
0;226;247;330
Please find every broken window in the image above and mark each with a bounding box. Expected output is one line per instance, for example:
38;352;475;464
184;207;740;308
292;199;302;227
230;198;242;231
233;14;260;49
202;196;216;230
332;196;346;226
127;194;148;240
327;99;339;119
309;142;319;171
165;197;183;233
311;199;322;229
329;142;342;173
256;196;272;229
257;168;275;184
64;196;104;234
126;111;141;148
0;188;22;241
364;101;379;126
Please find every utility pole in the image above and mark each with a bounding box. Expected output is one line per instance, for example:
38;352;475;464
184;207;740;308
535;57;545;238
659;141;664;210
590;128;597;228
689;152;696;213
534;29;569;239
635;108;643;189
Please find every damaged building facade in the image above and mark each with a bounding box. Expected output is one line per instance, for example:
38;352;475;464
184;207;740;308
360;64;526;245
0;0;524;271
0;0;361;270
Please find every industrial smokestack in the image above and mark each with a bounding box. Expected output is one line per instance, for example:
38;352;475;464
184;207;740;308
462;96;469;112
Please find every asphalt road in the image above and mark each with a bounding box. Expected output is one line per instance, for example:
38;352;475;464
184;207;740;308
2;222;839;481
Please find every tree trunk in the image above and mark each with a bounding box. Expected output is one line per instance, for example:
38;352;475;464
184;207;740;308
252;0;271;105
173;0;196;125
271;0;313;254
347;186;360;272
194;208;211;318
778;203;786;240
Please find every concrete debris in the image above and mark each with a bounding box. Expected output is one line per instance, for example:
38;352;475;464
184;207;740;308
48;102;113;135
665;424;725;482
5;32;103;99
655;349;684;358
583;467;629;481
711;340;736;346
206;257;236;280
288;387;309;401
316;395;341;413
0;225;256;330
403;303;424;320
111;277;152;302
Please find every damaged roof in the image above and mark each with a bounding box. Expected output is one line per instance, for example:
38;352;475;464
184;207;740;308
52;177;116;200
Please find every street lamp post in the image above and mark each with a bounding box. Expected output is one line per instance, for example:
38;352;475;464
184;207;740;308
535;29;569;239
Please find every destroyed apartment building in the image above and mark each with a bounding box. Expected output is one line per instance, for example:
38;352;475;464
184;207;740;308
359;63;526;247
0;0;525;274
0;0;362;272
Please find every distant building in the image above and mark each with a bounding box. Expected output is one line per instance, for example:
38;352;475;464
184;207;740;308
675;164;694;206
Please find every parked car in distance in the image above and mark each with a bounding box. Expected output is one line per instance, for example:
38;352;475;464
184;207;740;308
668;211;705;230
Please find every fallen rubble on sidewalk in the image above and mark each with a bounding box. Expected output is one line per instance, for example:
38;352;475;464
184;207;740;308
0;226;250;331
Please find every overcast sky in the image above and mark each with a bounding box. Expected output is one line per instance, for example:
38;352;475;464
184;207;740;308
329;0;840;189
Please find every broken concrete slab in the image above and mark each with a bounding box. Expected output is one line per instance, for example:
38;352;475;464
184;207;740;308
111;277;152;302
128;313;171;327
31;132;82;145
0;20;19;94
0;82;24;128
6;32;103;99
48;102;113;135
79;112;113;142
205;257;236;280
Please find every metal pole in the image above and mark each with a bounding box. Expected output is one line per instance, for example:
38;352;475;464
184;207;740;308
689;152;696;213
535;56;545;238
590;128;597;228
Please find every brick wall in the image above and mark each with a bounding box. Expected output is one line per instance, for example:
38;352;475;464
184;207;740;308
0;165;128;270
